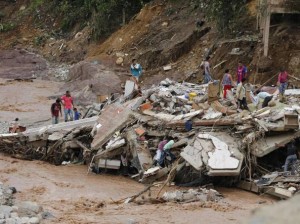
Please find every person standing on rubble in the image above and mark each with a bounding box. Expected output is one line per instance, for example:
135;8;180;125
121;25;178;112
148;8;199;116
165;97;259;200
201;56;213;84
222;69;234;99
284;141;298;173
236;62;248;84
51;98;62;124
277;68;288;102
61;91;74;122
236;78;249;110
130;59;143;83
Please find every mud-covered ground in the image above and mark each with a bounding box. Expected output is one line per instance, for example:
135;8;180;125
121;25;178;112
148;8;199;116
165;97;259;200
0;78;62;129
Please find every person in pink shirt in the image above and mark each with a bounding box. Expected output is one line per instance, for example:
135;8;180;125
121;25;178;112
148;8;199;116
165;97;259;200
61;91;74;122
277;68;288;102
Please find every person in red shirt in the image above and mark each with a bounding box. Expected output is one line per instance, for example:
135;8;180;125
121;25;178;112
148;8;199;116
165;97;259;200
51;98;62;124
277;68;288;102
61;91;74;122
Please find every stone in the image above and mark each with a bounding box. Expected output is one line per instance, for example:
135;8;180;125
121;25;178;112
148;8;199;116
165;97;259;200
207;189;217;201
15;217;22;224
116;57;124;65
0;214;3;219
10;212;19;218
5;218;16;224
0;205;13;218
20;217;30;224
17;202;43;217
28;217;40;224
124;80;135;98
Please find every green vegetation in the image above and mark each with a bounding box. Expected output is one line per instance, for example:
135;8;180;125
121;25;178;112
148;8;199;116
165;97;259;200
40;0;152;40
0;22;16;32
191;0;248;35
0;11;5;20
29;0;45;10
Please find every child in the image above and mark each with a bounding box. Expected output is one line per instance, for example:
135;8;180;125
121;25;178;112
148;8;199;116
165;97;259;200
74;108;81;121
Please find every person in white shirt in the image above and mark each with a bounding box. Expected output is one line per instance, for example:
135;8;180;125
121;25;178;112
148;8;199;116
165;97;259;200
236;78;249;110
253;90;273;108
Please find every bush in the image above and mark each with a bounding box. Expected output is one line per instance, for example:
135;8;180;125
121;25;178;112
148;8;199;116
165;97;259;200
191;0;248;35
0;22;16;32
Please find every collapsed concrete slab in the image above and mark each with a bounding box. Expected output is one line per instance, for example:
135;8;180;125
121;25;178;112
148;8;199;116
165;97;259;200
91;98;141;150
1;116;98;142
181;132;244;176
250;131;300;157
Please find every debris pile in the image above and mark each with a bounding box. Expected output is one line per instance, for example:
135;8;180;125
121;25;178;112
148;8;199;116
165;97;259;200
1;78;300;199
162;188;222;203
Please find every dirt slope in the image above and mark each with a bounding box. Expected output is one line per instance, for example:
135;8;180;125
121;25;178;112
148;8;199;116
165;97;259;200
1;0;299;87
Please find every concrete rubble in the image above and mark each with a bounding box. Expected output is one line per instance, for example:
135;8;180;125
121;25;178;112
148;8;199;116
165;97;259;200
1;78;300;200
0;182;48;224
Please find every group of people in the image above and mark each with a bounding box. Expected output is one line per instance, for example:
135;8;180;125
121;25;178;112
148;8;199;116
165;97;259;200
218;63;288;111
50;91;81;124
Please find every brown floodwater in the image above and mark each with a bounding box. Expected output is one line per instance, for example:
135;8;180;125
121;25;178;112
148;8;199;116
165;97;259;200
0;154;276;224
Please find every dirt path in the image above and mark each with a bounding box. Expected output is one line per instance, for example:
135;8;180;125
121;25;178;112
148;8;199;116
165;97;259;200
0;78;62;127
0;155;276;224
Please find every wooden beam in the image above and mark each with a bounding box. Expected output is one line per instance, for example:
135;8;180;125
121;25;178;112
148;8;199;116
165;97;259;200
263;6;271;56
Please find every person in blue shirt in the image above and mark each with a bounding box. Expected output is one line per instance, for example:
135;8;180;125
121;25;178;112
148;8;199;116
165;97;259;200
130;59;142;83
74;108;81;120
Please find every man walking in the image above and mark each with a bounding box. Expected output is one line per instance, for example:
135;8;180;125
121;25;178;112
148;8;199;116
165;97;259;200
130;59;143;83
51;98;62;124
277;68;288;102
61;91;74;122
201;56;213;84
236;62;248;84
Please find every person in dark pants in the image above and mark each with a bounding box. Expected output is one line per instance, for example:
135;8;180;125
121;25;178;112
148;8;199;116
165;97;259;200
236;78;249;110
262;95;273;108
284;141;298;173
253;91;273;108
